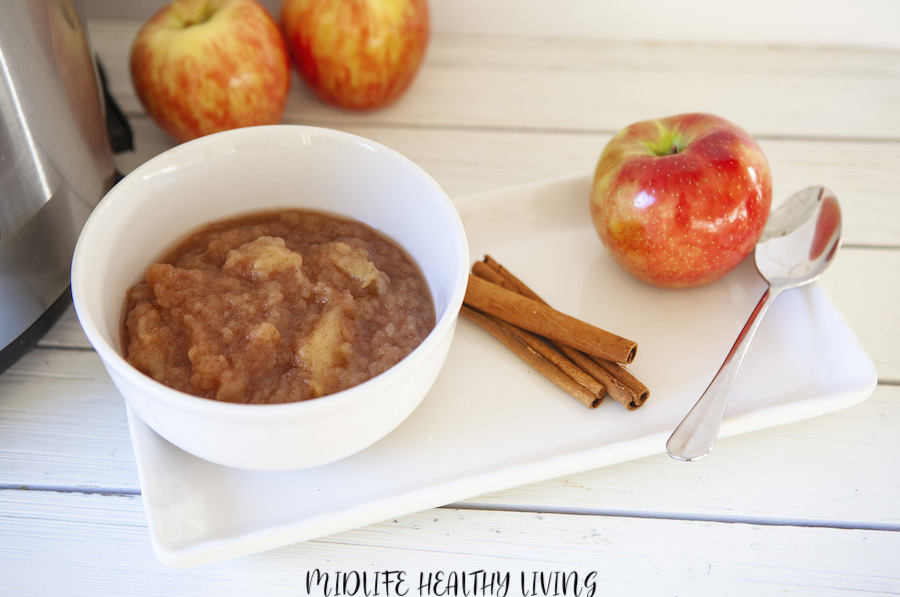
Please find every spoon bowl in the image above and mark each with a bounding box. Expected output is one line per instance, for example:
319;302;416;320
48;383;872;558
666;186;842;461
755;186;842;287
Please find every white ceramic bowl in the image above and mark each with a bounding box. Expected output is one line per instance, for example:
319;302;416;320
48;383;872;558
72;125;468;471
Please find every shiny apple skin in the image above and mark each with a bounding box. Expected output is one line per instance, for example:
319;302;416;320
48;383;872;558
280;0;429;110
589;113;773;289
130;0;291;143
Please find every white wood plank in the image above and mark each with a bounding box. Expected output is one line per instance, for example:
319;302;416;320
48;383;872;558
0;348;138;491
407;37;900;140
35;306;91;350
2;489;899;595
81;1;900;50
88;23;900;141
109;118;900;250
427;0;900;50
467;385;900;527
760;141;900;250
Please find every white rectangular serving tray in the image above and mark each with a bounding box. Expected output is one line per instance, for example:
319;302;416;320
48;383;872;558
128;173;877;567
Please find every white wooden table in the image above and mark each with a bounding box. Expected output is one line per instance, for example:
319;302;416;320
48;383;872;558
1;19;898;595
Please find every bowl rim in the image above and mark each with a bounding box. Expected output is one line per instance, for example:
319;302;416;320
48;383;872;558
71;124;469;418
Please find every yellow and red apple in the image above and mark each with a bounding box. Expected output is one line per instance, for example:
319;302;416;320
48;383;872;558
280;0;429;110
589;113;773;289
130;0;291;143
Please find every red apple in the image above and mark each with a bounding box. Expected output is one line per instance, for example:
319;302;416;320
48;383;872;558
589;113;773;289
280;0;429;110
130;0;291;143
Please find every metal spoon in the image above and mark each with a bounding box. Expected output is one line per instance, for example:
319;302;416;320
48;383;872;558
666;186;843;461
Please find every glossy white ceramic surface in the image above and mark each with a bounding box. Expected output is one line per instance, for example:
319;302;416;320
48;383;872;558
127;174;876;567
71;125;469;472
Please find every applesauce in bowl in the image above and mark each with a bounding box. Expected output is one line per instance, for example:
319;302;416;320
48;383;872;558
72;125;468;471
123;208;435;404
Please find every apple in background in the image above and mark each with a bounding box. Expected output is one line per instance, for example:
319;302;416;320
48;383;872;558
280;0;429;110
589;113;773;289
130;0;291;143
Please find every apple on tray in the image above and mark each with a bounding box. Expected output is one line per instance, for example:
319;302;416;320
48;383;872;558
130;0;291;143
589;113;773;289
280;0;430;110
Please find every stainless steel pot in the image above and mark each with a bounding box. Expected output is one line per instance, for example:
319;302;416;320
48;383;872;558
0;0;119;372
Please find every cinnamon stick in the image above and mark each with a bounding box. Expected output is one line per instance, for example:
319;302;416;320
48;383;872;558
461;306;602;408
473;259;621;399
478;255;650;410
481;255;543;302
518;333;606;398
464;274;637;365
467;259;606;403
465;291;606;400
471;260;513;292
590;357;649;410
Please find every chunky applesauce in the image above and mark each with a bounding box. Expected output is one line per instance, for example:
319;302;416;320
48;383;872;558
122;209;435;404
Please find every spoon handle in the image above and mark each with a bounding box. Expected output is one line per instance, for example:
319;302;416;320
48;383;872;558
666;285;782;461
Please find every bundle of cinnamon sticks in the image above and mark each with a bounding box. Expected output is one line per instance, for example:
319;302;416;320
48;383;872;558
462;255;649;410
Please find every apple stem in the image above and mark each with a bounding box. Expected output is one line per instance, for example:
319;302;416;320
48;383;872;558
645;129;685;157
179;2;217;28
